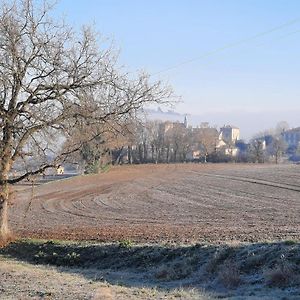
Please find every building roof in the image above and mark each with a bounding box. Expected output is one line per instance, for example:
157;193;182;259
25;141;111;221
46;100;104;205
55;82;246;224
220;125;239;130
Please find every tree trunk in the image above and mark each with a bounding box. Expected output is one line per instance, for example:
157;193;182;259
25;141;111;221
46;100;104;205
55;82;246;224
0;182;10;243
275;151;279;164
127;145;133;164
0;156;11;242
143;142;147;163
155;147;159;164
166;147;169;163
151;144;154;163
115;146;124;165
138;144;143;163
173;150;177;162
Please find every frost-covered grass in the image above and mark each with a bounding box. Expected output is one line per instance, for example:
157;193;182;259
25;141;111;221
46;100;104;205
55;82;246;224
0;258;212;299
1;239;300;299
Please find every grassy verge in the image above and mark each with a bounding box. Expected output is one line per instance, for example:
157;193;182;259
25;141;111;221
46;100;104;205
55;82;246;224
1;239;300;299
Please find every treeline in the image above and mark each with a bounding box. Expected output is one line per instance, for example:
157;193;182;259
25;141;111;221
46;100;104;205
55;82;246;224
64;119;296;174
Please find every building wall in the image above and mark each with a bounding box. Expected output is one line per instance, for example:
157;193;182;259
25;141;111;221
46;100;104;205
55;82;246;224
232;128;240;141
220;126;240;143
283;129;300;146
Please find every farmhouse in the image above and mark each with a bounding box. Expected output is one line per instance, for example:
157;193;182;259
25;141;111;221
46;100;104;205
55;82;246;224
56;166;65;175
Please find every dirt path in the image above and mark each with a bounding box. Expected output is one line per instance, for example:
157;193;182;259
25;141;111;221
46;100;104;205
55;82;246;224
9;163;300;243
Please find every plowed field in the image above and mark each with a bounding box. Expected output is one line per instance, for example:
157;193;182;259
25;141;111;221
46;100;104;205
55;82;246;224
9;164;300;243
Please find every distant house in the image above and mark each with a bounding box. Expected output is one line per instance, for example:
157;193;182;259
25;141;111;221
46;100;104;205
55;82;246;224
215;138;227;149
216;142;239;157
159;119;187;135
219;125;240;144
223;146;239;156
186;149;201;161
282;127;300;147
217;125;240;157
56;166;64;175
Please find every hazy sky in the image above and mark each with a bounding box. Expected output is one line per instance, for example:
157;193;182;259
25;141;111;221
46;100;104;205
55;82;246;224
55;1;300;138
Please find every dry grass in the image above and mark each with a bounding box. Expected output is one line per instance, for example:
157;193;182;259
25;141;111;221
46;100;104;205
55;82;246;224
205;247;235;274
154;261;193;280
0;232;15;248
0;257;212;300
1;239;300;299
218;260;242;288
264;261;298;287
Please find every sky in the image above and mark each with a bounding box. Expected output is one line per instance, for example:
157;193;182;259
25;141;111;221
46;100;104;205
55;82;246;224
54;0;300;139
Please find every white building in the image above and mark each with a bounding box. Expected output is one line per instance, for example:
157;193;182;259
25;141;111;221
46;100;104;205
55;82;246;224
220;125;240;143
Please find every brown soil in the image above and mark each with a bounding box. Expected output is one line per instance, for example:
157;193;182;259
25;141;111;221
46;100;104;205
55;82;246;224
9;163;300;243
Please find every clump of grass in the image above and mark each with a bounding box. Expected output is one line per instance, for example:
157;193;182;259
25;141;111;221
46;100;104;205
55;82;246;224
118;239;134;249
100;163;111;173
155;261;193;281
0;232;15;248
206;247;235;274
34;250;81;266
218;260;242;289
242;251;265;272
34;250;47;260
264;260;297;287
283;240;298;246
65;252;81;264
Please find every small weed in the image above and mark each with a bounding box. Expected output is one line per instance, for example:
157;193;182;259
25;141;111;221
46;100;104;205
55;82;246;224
65;251;81;265
36;291;52;297
283;240;298;246
34;250;81;266
34;251;47;259
118;240;134;249
100;163;111;173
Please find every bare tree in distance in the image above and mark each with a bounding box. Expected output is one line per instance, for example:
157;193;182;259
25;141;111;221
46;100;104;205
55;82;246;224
251;121;289;163
0;0;174;243
250;139;266;163
193;127;218;163
268;138;287;164
169;123;187;162
253;121;290;140
275;121;289;136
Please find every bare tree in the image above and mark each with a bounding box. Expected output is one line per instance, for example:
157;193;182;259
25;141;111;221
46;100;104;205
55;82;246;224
268;138;287;164
250;139;266;163
146;120;164;163
193;127;218;162
275;121;289;136
168;123;187;162
0;0;173;242
140;125;149;163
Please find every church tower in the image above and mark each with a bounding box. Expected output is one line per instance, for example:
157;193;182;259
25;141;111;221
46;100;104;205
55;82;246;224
184;115;188;128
